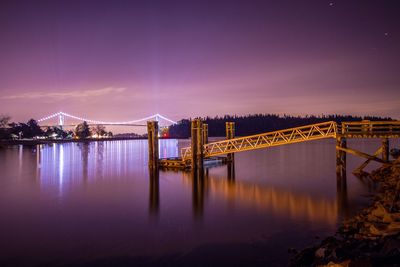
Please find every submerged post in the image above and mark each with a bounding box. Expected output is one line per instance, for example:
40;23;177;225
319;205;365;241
149;167;159;215
227;160;235;182
336;137;347;182
382;138;389;162
191;119;203;170
147;121;159;169
226;122;235;162
192;168;205;218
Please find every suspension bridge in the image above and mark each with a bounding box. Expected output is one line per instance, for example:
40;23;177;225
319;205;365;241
37;111;177;128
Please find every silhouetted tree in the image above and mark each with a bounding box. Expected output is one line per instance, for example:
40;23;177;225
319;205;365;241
0;115;10;128
45;126;68;139
8;119;44;139
0;115;11;139
27;119;44;137
92;124;107;137
75;121;91;139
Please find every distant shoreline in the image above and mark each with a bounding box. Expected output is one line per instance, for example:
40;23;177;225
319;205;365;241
0;137;185;146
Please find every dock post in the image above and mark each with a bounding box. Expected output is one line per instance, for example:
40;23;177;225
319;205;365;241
202;123;208;145
336;137;347;182
226;122;235;162
191;119;203;170
382;138;389;162
147;121;159;169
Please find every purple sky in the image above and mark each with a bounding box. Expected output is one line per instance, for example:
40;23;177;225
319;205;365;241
0;0;399;124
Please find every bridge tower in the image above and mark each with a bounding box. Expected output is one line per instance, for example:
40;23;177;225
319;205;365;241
154;114;162;137
58;113;65;129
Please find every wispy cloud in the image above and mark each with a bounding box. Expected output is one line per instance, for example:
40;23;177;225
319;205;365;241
0;87;126;100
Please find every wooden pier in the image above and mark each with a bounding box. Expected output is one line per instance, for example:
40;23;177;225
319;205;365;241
148;119;400;174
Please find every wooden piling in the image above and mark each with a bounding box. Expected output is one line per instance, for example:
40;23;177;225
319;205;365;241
226;122;235;162
341;138;347;170
336;137;347;182
191;119;203;170
202;123;208;145
147;121;159;169
382;138;389;162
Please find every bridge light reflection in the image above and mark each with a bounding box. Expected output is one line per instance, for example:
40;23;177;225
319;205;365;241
59;144;64;195
181;169;341;225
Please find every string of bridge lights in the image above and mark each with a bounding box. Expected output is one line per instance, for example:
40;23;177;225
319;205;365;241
37;112;177;125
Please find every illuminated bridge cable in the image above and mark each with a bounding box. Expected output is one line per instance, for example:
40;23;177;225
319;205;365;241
37;112;177;125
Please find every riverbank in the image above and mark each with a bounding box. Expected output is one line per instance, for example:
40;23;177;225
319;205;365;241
0;137;143;146
0;137;187;146
289;162;400;266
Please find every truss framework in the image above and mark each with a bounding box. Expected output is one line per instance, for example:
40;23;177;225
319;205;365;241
181;121;338;160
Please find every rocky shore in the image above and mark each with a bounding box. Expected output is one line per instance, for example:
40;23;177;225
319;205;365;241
290;162;400;267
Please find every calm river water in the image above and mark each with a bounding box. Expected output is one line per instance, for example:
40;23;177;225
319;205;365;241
0;138;397;266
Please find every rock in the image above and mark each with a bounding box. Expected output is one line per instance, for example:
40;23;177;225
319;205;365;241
369;225;382;236
370;203;387;218
289;247;315;267
380;238;400;256
348;258;372;266
390;148;400;159
386;222;400;235
382;213;393;223
320;260;351;267
315;247;326;258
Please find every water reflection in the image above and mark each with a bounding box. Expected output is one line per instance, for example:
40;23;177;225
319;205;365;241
159;139;179;158
33;140;350;225
94;142;104;178
1;139;390;267
59;144;64;193
191;168;207;218
337;176;349;218
36;140;179;196
149;167;159;216
178;162;344;225
77;142;90;180
227;162;235;182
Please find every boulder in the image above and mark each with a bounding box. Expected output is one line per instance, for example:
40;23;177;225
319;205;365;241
370;203;387;218
315;247;326;258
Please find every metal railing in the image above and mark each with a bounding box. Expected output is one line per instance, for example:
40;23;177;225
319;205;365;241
181;121;337;160
180;120;400;161
341;121;400;137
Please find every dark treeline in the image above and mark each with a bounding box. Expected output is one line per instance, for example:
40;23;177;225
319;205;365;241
169;114;392;138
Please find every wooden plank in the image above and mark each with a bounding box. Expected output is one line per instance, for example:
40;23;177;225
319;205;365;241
353;147;383;174
336;146;386;164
